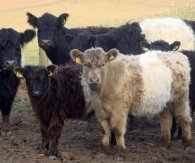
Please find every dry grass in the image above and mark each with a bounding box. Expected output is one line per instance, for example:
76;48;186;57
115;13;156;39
0;0;194;64
1;0;194;30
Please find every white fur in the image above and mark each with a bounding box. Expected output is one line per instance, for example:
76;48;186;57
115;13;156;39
132;52;172;117
139;18;195;50
81;76;95;115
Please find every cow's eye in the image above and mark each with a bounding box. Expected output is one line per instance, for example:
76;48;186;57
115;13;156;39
98;63;105;68
84;63;88;67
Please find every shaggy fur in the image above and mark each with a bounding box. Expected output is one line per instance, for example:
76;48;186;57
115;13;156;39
71;47;192;156
15;65;91;156
141;40;195;139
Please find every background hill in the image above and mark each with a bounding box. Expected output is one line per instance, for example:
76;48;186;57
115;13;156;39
0;0;195;64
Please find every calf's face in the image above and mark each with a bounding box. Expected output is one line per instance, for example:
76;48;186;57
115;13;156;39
27;12;69;50
14;65;57;97
0;28;35;69
70;48;118;90
140;40;181;52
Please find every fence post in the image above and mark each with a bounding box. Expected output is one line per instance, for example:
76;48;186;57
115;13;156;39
39;48;49;66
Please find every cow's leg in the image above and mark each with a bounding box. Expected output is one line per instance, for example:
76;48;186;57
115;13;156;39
99;119;111;153
112;114;128;157
48;118;64;156
160;109;172;145
0;80;19;135
174;101;191;146
110;116;130;146
190;102;195;130
1;98;14;135
176;115;191;145
177;126;182;140
41;124;50;150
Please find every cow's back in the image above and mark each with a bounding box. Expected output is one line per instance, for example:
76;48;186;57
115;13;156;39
139;18;195;51
101;52;190;117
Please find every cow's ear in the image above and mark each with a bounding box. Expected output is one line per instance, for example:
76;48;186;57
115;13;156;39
20;29;36;46
140;41;150;52
70;49;84;64
14;67;25;79
170;41;180;51
105;48;118;62
58;13;69;26
47;65;58;77
27;12;38;28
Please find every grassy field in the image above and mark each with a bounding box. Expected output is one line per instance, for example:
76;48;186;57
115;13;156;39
0;0;195;65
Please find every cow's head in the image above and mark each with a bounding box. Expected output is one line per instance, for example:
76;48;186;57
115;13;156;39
27;12;69;50
14;65;58;97
70;48;118;90
0;28;35;70
140;40;181;52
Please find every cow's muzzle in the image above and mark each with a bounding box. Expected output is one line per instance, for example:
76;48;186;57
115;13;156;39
4;60;17;69
39;40;54;49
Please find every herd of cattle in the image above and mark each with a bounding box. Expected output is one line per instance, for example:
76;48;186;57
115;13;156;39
0;12;195;158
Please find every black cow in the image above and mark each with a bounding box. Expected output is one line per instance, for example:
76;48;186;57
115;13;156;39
27;12;114;65
14;65;89;156
140;40;195;140
91;23;146;54
27;13;195;66
0;28;35;135
140;40;181;52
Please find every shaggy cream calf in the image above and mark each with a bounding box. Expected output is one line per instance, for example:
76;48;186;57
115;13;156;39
70;48;191;156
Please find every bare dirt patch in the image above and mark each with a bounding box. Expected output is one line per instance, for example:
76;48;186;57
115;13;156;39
0;85;195;163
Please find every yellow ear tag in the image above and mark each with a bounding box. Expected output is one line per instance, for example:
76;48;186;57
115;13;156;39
75;57;82;64
16;72;23;78
108;55;115;61
48;71;53;77
143;47;149;52
173;46;179;51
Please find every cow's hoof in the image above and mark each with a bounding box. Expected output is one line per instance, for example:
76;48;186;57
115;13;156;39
48;148;58;157
114;153;126;161
48;155;57;160
160;137;171;148
1;131;11;137
101;144;112;155
37;144;48;154
114;146;126;160
183;138;191;148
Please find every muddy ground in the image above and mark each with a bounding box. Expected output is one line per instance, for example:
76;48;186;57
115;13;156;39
0;84;195;163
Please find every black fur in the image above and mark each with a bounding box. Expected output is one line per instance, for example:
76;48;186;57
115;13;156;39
26;12;114;65
93;23;146;54
17;65;87;156
0;28;35;132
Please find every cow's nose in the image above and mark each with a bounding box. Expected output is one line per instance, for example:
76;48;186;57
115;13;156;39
33;91;40;95
40;40;53;47
89;77;100;84
5;60;17;67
